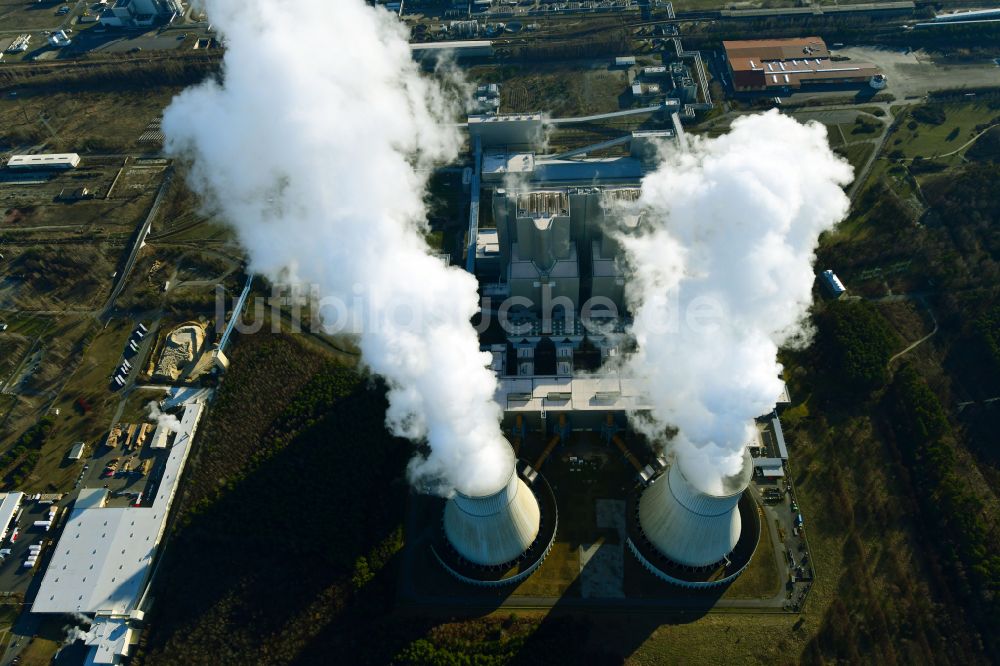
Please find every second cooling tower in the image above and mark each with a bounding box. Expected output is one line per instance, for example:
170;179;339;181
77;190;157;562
444;466;541;567
634;448;755;574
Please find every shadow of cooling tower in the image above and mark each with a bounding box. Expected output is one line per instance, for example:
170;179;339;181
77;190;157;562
395;434;761;663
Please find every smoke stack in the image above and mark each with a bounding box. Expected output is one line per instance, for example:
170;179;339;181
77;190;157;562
637;448;753;569
443;458;541;567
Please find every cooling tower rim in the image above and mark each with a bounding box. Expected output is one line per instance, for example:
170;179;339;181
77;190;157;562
432;462;559;586
626;487;762;586
674;448;753;500
451;459;517;504
666;468;742;518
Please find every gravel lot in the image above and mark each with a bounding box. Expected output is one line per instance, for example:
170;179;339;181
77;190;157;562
835;46;1000;99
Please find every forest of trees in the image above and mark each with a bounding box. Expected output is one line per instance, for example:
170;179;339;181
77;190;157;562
796;133;1000;663
136;332;412;664
815;300;899;396
884;365;1000;657
0;416;51;490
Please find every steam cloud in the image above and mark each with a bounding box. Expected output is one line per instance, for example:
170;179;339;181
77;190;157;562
618;111;852;494
57;613;92;654
146;400;181;433
162;0;512;496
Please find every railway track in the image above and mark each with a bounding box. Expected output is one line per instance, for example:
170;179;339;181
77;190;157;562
0;53;221;87
146;216;208;241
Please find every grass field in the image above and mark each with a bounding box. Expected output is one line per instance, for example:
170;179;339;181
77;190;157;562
0;0;66;32
891;102;1000;161
830;99;999;248
721;509;781;600
0;88;181;153
0;243;119;311
1;191;157;237
835;141;875;179
25;316;135;492
13;615;67;666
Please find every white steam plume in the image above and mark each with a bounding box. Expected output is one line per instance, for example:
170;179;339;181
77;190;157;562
162;0;512;496
146;400;181;433
57;613;92;655
617;111;852;494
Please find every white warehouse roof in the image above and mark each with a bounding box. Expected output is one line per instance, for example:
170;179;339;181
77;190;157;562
32;400;206;615
0;492;24;543
7;153;80;168
84;616;132;664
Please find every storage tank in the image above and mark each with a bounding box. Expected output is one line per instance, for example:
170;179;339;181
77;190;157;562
443;463;541;568
637;448;753;569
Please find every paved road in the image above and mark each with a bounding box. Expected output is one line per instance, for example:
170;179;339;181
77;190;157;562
848;103;896;202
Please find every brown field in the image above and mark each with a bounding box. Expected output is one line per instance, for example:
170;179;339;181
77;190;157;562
0;87;181;153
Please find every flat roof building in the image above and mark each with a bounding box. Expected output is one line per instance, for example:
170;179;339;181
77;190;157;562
723;37;881;91
33;398;206;617
468;114;545;150
6;153;80;170
84;616;132;665
68;442;86;461
0;492;24;544
149;424;171;449
821;269;846;297
411;40;494;61
754;457;785;478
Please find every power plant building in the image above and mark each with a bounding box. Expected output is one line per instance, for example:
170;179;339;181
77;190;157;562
468;113;545;150
440;82;769;591
724;37;883;91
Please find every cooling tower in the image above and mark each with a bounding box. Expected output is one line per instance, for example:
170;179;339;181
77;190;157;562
637;449;753;569
443;463;541;567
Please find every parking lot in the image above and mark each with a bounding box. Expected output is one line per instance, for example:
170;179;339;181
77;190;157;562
74;434;168;508
0;498;63;596
755;475;813;611
0;428;170;596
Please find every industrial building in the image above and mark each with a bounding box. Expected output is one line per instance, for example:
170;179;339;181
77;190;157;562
723;37;883;91
6;153;81;170
98;0;183;27
821;269;846;297
410;40;494;62
0;492;24;544
32;395;206;665
423;52;788;592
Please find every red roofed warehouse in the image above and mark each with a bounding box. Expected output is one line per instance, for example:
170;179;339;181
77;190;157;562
723;37;885;92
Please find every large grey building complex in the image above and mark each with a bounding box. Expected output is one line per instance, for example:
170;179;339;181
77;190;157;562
487;187;641;316
463;114;671;434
